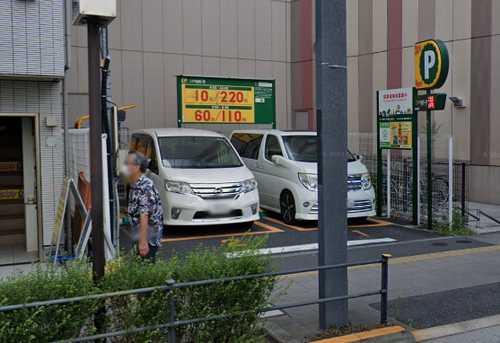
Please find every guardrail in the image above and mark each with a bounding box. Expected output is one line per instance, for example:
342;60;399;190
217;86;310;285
0;254;391;343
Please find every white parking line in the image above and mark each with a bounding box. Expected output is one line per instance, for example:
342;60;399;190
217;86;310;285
226;238;397;258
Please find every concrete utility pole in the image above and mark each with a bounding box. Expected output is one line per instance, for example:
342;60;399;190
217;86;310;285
88;19;105;281
315;0;349;329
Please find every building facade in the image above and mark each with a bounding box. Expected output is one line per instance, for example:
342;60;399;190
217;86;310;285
0;0;67;262
346;0;500;203
67;0;300;131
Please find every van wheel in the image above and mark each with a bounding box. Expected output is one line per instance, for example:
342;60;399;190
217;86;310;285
280;191;296;225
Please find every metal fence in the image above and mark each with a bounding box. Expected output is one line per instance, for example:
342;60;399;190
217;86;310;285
349;133;469;225
0;255;390;343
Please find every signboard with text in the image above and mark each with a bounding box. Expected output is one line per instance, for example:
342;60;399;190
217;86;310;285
377;87;415;150
177;76;276;125
415;39;449;90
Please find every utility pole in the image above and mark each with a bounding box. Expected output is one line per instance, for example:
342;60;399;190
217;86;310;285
316;0;349;329
88;19;105;281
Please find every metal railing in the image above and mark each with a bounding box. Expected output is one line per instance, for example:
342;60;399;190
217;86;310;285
0;254;391;343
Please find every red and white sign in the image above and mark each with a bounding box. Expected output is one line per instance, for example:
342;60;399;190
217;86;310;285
378;88;414;117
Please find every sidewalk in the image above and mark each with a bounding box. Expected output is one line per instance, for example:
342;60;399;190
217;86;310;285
424;324;500;343
265;233;500;342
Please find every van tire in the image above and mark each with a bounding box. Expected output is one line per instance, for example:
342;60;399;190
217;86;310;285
280;190;296;225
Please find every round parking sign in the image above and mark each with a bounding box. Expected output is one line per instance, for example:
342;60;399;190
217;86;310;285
415;39;449;90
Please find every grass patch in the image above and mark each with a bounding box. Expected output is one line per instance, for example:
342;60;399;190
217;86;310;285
434;210;475;237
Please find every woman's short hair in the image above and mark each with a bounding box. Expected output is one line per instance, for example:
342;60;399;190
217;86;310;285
128;150;149;173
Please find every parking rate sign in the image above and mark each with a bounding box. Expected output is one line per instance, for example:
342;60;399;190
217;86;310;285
177;76;276;125
415;39;449;90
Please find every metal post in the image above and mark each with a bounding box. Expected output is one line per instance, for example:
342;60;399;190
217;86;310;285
426;90;433;230
412;88;419;225
380;254;391;325
461;162;466;218
417;136;421;225
316;0;349;329
376;92;383;217
448;137;453;227
166;279;177;343
386;151;391;218
88;20;105;280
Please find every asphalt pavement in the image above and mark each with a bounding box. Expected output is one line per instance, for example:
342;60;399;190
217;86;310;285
266;232;500;342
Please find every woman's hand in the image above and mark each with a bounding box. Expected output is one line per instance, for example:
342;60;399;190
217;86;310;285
139;240;150;257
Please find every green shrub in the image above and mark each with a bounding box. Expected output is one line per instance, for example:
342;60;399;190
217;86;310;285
0;238;275;342
0;262;97;343
99;238;275;342
174;238;275;343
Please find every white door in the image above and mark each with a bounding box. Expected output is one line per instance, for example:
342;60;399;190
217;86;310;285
22;118;38;252
257;135;285;210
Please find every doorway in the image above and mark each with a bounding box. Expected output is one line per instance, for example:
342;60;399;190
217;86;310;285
0;114;40;265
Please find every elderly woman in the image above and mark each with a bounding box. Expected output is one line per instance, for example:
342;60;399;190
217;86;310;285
122;150;164;262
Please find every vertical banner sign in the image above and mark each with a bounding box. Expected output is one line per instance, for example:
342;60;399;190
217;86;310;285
177;76;276;126
377;88;415;150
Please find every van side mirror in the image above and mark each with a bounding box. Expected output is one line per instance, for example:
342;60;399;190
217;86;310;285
272;155;285;166
356;154;363;162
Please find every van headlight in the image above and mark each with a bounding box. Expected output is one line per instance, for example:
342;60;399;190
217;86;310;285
298;173;318;191
165;180;193;195
241;178;257;193
361;173;372;190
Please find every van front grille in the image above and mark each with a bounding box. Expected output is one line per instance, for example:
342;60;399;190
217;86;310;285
348;200;373;213
190;182;242;200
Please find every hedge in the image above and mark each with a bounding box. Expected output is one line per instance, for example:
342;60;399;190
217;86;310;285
0;238;275;343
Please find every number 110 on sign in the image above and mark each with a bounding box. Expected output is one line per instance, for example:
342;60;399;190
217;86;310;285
194;109;245;122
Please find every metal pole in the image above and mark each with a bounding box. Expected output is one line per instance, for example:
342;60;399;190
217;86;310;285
316;0;349;329
88;20;105;280
448;136;453;227
412;88;419;225
166;279;177;343
461;162;466;218
376;92;383;217
417;136;421;225
426;90;433;230
380;254;390;325
386;151;391;218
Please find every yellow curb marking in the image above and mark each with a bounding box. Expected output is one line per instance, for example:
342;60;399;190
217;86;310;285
263;217;391;232
161;221;283;243
312;326;405;343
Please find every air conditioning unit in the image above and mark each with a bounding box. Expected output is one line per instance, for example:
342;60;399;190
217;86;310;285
73;0;116;25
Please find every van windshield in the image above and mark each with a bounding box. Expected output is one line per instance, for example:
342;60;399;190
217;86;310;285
158;136;243;169
282;136;356;163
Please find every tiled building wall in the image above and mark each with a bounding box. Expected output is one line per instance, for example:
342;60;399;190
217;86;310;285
0;80;65;245
0;0;66;246
68;0;293;131
0;0;65;78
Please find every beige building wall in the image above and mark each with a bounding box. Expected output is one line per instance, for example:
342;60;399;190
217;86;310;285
345;0;500;164
67;0;293;132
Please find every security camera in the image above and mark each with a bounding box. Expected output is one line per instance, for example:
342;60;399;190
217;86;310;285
449;96;466;109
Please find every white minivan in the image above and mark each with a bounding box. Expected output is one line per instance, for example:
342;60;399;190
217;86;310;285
230;130;376;224
129;128;259;228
